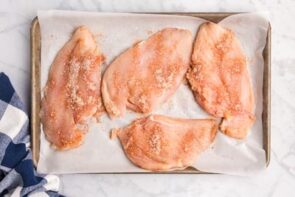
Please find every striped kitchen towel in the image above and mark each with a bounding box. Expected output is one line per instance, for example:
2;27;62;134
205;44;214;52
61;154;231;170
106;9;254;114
0;72;61;197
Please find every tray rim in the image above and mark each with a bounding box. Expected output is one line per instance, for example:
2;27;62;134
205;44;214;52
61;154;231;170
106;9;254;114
30;12;271;174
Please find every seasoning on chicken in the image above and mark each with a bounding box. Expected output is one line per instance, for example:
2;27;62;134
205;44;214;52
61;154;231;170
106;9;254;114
102;28;193;118
41;26;104;149
116;115;217;171
187;22;255;139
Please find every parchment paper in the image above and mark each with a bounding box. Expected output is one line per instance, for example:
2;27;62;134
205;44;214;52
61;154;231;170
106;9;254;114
37;10;269;175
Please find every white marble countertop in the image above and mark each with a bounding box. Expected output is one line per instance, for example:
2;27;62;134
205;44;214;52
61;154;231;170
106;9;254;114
1;0;294;196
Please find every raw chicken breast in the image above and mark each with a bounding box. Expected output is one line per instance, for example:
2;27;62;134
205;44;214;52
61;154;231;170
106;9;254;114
116;115;217;171
41;26;104;150
186;22;255;139
102;28;193;118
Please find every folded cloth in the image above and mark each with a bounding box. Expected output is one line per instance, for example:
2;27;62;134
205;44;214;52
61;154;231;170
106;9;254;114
0;73;61;197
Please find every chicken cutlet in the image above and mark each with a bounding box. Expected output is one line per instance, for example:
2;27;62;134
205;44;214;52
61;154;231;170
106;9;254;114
115;115;217;171
41;26;104;150
186;22;255;139
102;28;193;118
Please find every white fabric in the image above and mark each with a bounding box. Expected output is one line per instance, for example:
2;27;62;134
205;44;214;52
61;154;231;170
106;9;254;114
0;104;27;140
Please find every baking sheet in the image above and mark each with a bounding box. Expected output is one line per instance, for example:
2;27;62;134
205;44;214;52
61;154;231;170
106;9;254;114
37;10;269;175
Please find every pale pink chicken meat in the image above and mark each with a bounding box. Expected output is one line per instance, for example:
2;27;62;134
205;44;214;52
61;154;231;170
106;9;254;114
41;26;105;149
186;22;255;139
116;115;218;171
102;28;193;118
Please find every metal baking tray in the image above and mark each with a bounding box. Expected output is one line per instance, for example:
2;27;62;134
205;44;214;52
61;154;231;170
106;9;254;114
31;12;271;173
